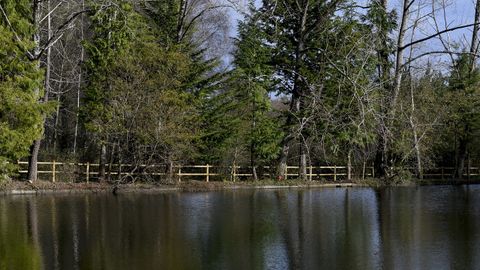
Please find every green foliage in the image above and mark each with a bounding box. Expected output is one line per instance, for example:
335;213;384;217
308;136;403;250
200;4;282;168
447;54;480;130
82;0;134;140
143;0;223;97
109;37;199;163
142;1;182;44
363;0;397;53
81;1;201;170
442;53;480;162
390;167;414;186
259;0;380;165
0;0;47;180
390;67;446;168
315;14;380;157
5;0;480;182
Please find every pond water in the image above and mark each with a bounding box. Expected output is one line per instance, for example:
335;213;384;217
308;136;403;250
1;186;480;270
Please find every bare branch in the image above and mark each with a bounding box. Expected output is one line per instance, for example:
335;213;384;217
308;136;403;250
39;1;63;24
35;8;91;59
400;22;480;51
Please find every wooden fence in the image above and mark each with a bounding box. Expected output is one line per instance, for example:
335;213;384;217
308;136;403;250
16;161;375;183
16;161;480;183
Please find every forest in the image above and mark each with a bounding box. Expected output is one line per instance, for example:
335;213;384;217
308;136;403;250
1;0;480;184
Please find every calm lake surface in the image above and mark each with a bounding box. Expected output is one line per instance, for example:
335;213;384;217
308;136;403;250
1;186;480;270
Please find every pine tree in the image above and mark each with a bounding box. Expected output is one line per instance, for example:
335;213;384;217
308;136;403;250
259;0;350;179
310;9;380;176
82;0;133;182
446;53;480;178
0;1;47;180
233;5;282;180
143;0;223;97
200;3;282;180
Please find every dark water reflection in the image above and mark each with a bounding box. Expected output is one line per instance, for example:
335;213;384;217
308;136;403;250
1;186;480;269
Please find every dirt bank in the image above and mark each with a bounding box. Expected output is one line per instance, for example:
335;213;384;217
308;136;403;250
0;180;360;195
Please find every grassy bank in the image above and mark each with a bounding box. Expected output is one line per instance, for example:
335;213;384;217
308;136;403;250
0;179;361;195
1;178;478;195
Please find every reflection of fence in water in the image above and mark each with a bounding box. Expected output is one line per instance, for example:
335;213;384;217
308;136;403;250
18;161;477;182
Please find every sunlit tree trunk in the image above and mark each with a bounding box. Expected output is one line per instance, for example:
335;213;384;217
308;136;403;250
375;0;409;178
99;144;107;182
73;0;86;155
27;0;43;182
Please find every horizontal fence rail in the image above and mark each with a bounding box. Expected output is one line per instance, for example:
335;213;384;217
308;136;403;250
14;161;480;183
15;161;375;183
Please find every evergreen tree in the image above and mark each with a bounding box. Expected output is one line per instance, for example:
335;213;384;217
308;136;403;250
200;3;282;180
82;0;133;181
446;53;480;178
81;1;201;182
107;32;200;182
310;9;380;174
259;0;350;179
0;1;47;180
143;0;223;97
232;6;282;180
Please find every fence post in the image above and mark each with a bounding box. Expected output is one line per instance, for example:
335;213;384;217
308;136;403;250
285;166;288;181
206;164;210;182
347;152;352;181
178;166;182;183
118;164;122;180
334;165;337;182
362;162;366;180
52;160;56;183
347;164;351;181
86;162;90;183
309;166;313;181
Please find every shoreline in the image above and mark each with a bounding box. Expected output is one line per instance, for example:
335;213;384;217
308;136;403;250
1;179;479;196
0;180;362;195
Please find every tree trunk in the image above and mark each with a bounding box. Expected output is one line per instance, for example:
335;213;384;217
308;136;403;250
374;134;387;178
455;138;468;179
165;154;174;183
231;159;237;182
99;143;107;182
373;0;391;178
53;59;65;153
362;160;366;180
251;91;258;181
470;0;480;70
231;147;239;182
73;0;86;155
277;143;290;180
252;166;258;181
277;95;299;179
409;78;423;179
107;143;116;181
277;3;309;180
411;119;423;179
375;0;410;179
347;149;352;181
27;0;44;182
390;0;409;117
27;142;41;181
53;91;61;153
299;144;307;181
